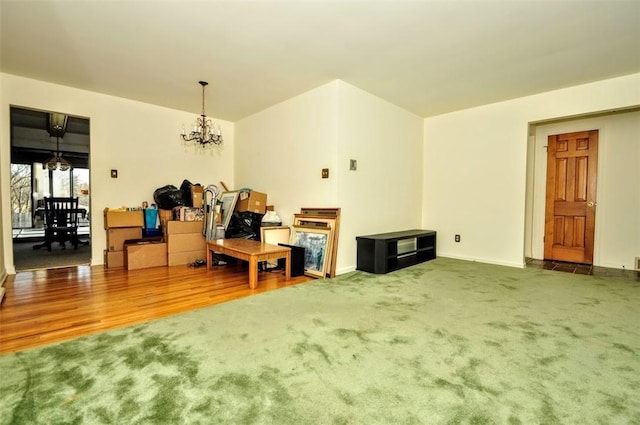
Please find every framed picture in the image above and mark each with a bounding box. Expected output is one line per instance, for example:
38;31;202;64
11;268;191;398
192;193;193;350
218;191;239;230
261;226;291;246
261;226;291;268
293;213;336;229
290;225;332;278
300;207;341;217
293;213;337;277
295;210;341;278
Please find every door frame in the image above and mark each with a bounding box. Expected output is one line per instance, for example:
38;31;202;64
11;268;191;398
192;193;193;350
524;119;605;264
8;106;92;272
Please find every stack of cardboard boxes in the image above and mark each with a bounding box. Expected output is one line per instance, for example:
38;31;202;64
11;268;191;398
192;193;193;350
104;208;168;270
102;186;212;269
104;209;206;269
164;220;206;266
163;184;206;266
103;209;144;268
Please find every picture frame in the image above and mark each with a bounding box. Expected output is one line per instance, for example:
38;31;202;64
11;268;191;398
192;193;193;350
293;214;336;229
300;207;341;218
261;226;291;268
296;209;341;278
290;225;332;278
293;213;338;278
218;191;239;230
260;226;291;246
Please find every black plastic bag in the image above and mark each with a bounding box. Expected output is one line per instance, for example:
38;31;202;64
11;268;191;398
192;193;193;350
180;179;193;207
226;211;264;240
153;185;184;210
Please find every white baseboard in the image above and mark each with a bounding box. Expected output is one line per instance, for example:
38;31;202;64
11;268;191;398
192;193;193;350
437;253;526;269
333;255;526;278
335;265;357;276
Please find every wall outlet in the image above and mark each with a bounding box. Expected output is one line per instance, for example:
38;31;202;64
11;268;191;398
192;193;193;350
321;168;329;179
455;234;461;243
350;159;357;171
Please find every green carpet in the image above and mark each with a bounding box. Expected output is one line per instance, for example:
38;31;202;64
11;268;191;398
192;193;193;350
1;258;639;424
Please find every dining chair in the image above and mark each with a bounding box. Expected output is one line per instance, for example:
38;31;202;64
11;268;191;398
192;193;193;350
41;197;80;251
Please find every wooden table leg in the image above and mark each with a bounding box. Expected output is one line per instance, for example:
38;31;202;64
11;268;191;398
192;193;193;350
284;251;291;281
206;246;212;269
249;256;258;289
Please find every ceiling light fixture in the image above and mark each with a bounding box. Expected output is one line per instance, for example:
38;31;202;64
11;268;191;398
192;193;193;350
48;112;67;137
44;124;72;172
180;81;223;147
44;113;72;171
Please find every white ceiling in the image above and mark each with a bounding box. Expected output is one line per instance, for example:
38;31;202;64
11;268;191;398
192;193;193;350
1;1;639;121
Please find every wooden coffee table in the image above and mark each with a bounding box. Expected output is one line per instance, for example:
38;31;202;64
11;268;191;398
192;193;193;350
206;238;291;289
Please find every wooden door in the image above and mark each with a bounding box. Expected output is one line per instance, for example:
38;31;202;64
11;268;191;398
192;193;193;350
544;130;598;264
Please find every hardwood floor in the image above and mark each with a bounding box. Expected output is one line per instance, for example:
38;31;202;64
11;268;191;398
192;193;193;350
0;263;312;354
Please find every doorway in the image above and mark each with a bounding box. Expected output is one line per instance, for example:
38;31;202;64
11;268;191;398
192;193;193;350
10;106;91;271
524;108;640;271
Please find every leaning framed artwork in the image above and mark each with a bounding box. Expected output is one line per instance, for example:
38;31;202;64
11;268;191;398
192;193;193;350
293;214;338;278
260;226;291;246
300;207;341;218
293;214;336;229
261;226;291;269
290;225;332;278
296;208;341;278
218;191;239;230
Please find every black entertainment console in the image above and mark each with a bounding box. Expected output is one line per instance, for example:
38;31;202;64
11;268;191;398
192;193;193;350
356;229;437;274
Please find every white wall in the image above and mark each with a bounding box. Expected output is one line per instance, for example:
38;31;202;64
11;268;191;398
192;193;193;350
0;71;5;284
423;73;640;268
236;80;423;273
526;110;640;270
335;81;423;273
235;81;340;221
1;73;234;274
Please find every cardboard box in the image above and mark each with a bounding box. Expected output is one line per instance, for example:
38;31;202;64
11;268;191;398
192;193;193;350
158;209;173;222
164;220;204;235
173;206;205;222
106;227;143;252
104;250;124;269
168;249;207;266
158;209;173;230
191;186;204;208
104;208;144;229
236;191;267;214
167;233;206;253
124;241;168;270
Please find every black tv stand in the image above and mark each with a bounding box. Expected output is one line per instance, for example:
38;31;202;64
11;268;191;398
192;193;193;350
356;229;436;274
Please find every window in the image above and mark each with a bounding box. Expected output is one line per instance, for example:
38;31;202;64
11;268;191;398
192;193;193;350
10;164;32;228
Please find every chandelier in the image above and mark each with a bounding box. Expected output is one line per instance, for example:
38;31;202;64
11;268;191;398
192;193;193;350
180;81;223;146
44;114;72;172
